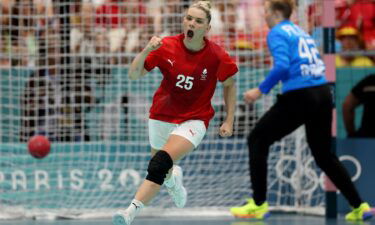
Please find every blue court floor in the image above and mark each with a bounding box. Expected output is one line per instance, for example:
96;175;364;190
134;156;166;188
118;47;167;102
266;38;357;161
1;214;374;225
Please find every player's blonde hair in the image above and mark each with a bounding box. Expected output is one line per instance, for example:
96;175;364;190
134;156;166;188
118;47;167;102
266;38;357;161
190;0;212;23
266;0;295;19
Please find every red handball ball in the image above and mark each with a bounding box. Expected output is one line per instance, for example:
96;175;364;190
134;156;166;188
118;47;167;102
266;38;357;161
27;135;51;159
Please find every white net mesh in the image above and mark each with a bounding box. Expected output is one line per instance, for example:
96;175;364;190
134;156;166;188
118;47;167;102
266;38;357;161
0;0;325;219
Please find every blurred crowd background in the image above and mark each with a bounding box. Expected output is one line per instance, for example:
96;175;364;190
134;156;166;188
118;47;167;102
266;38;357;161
0;0;374;143
1;0;373;68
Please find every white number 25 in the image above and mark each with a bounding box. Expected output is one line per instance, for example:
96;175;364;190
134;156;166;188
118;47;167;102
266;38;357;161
176;75;194;90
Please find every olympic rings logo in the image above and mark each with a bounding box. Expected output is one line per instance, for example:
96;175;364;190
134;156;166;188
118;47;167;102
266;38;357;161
275;154;361;194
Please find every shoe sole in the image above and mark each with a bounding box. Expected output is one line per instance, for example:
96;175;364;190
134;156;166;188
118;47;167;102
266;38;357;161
363;211;373;221
173;168;187;208
232;212;271;219
177;186;187;208
112;213;127;225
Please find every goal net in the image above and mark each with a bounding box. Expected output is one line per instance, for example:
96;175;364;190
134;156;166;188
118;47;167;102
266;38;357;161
0;0;326;219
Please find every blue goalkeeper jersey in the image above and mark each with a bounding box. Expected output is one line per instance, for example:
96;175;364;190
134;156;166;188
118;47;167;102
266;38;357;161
259;20;327;94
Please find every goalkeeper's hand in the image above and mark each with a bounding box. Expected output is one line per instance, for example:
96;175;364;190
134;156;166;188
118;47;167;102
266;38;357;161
243;88;262;104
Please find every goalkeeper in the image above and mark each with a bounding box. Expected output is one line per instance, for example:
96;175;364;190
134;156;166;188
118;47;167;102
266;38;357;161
230;0;372;221
113;1;238;225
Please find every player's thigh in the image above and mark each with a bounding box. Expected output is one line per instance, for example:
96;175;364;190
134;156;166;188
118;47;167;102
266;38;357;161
251;99;303;143
305;103;332;152
148;119;177;150
164;120;206;161
163;135;195;161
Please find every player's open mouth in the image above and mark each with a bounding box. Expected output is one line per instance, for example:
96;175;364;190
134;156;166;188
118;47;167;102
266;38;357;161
187;30;194;38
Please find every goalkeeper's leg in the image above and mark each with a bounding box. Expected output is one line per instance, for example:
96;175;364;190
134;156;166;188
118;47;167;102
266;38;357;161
231;97;304;219
305;103;372;221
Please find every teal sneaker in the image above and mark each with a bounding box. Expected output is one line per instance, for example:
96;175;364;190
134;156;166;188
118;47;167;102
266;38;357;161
112;209;134;225
230;198;270;219
166;166;187;208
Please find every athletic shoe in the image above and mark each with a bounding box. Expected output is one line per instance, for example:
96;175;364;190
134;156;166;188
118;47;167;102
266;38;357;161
112;209;134;225
230;198;270;219
166;166;187;208
345;202;373;221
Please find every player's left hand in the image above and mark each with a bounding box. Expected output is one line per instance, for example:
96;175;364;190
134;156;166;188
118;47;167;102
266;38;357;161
219;121;233;137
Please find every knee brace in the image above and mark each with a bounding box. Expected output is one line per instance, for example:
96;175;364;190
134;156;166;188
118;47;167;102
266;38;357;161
146;150;173;185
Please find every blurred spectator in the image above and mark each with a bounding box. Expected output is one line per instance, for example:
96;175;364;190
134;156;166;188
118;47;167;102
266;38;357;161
147;0;163;34
308;0;322;32
208;0;258;50
213;1;239;48
6;0;34;66
123;0;149;55
0;34;11;67
0;0;14;30
33;0;57;30
336;0;351;25
71;1;97;54
337;0;375;50
21;71;59;142
307;1;324;49
336;26;374;67
95;0;121;28
208;0;269;67
22;33;95;142
94;0;148;59
1;0;49;67
71;1;111;95
148;0;184;37
17;0;38;67
343;74;375;138
242;0;264;32
59;67;95;142
95;0;125;56
234;0;268;50
21;38;62;142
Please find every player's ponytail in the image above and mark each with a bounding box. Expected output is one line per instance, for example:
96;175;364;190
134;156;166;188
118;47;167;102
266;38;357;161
190;0;212;23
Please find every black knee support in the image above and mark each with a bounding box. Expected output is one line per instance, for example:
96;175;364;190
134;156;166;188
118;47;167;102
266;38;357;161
146;150;173;185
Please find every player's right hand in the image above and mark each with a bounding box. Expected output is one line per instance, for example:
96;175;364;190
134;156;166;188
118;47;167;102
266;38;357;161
243;88;262;104
144;36;162;53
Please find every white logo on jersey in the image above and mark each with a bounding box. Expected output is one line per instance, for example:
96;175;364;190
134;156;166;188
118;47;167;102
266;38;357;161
200;68;208;80
167;59;174;67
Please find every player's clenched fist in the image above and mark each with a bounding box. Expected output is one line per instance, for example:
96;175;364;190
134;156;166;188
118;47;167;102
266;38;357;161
243;88;262;104
144;36;162;53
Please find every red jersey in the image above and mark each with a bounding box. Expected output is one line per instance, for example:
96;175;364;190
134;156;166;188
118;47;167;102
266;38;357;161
144;34;238;127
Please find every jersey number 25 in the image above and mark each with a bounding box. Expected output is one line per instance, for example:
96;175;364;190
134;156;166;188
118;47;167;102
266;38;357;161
176;74;194;90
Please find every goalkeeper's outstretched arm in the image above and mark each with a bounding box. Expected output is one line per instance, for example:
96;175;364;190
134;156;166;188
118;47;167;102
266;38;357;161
128;36;163;80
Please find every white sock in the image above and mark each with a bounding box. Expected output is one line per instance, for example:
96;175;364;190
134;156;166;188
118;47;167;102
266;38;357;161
127;199;144;215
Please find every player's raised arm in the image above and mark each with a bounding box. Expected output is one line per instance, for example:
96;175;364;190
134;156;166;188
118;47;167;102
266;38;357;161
128;36;162;80
220;76;236;137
